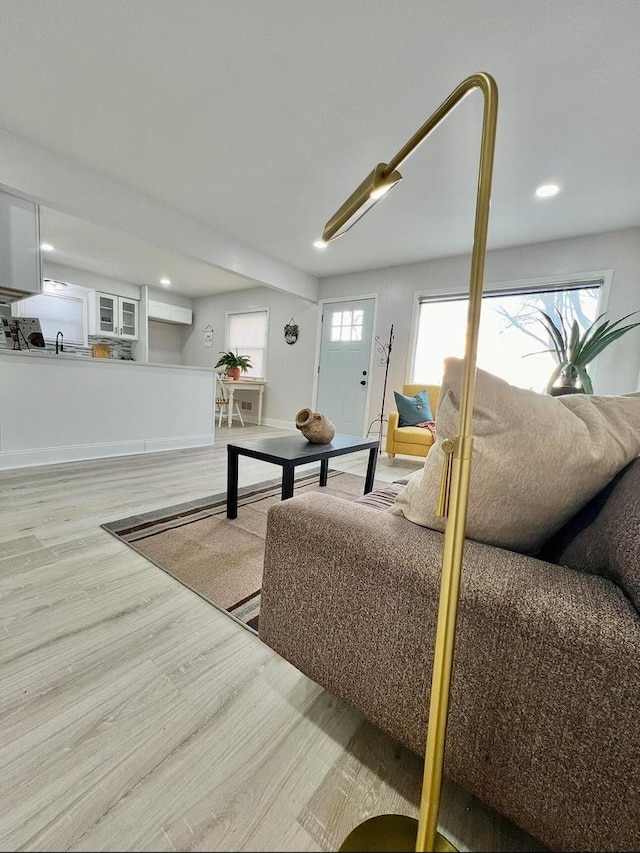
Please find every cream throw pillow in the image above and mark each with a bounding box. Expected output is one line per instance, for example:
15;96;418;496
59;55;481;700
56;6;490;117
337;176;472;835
390;358;640;553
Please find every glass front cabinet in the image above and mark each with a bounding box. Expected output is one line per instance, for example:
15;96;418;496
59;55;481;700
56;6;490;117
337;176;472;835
118;297;138;339
88;292;139;339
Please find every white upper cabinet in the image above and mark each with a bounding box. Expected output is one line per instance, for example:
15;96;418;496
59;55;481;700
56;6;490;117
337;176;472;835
0;189;41;300
119;297;139;339
148;299;192;325
90;292;117;336
88;292;139;339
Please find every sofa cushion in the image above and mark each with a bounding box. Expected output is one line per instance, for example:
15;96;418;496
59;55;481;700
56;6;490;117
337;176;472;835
540;457;640;611
394;389;434;426
395;425;436;446
391;358;640;553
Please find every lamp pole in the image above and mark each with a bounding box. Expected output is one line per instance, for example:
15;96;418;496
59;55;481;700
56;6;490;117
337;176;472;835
321;73;498;853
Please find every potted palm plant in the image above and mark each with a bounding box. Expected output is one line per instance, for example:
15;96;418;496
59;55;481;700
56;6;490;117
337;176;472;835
215;350;253;380
531;308;640;394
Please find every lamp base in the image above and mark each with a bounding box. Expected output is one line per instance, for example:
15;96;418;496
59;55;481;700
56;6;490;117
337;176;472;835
339;815;457;852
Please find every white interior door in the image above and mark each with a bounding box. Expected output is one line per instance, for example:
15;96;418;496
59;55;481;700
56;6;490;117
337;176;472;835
316;298;375;436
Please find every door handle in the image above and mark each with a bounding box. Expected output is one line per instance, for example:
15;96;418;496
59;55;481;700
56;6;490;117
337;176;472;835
360;380;366;386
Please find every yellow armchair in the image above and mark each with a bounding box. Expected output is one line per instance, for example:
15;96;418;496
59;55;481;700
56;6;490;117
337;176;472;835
386;383;440;459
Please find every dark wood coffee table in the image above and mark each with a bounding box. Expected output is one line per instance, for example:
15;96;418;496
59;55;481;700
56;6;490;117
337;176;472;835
226;433;379;518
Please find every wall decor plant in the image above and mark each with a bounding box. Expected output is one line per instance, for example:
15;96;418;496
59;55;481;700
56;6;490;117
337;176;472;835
284;318;299;345
529;308;640;394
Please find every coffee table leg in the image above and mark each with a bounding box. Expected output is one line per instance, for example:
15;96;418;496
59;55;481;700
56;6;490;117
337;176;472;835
282;465;295;500
227;446;239;519
320;458;329;487
364;446;378;493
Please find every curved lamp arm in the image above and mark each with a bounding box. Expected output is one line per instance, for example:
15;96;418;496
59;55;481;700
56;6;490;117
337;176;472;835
323;73;499;853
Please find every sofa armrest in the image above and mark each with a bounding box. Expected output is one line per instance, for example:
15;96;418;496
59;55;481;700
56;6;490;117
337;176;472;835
259;491;640;852
260;492;638;690
259;490;545;752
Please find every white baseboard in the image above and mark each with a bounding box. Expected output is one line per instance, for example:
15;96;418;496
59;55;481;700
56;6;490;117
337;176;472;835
0;434;214;470
225;414;294;430
259;416;296;430
144;435;214;453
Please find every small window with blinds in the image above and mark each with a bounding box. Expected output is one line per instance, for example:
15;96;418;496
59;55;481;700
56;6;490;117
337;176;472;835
226;309;269;378
412;278;603;392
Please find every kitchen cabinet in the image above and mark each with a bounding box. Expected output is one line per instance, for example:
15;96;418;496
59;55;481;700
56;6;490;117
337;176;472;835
0;189;41;301
88;292;139;339
148;299;192;325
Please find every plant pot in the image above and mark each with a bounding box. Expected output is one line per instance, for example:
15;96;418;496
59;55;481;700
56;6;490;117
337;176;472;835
549;384;585;397
227;367;241;380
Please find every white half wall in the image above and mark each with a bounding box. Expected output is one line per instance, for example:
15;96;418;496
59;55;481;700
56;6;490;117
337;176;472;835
319;227;640;429
0;351;214;469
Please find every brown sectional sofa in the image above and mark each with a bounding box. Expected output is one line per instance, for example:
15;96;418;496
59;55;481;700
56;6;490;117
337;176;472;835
259;460;640;852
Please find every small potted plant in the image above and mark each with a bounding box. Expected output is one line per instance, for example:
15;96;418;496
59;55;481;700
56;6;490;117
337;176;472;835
215;350;253;380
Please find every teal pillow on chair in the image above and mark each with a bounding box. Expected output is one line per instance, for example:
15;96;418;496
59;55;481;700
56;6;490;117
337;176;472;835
394;389;433;427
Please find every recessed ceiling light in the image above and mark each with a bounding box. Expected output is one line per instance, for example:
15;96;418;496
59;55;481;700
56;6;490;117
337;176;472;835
160;277;171;287
535;183;560;198
313;239;327;249
40;242;54;251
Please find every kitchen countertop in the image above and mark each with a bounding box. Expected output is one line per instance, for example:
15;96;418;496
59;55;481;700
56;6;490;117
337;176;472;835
0;348;213;372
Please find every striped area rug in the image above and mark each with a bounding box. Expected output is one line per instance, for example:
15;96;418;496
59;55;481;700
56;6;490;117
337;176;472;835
102;469;373;634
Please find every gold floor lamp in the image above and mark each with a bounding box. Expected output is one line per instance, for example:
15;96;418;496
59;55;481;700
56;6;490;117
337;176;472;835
319;72;498;853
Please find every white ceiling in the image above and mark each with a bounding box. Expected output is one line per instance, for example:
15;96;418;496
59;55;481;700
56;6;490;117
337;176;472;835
1;0;640;291
40;207;258;298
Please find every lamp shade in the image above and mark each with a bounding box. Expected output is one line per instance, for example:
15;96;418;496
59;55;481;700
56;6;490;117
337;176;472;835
322;163;402;242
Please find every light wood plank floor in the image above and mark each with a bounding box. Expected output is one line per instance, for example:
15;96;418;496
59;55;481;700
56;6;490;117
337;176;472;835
0;426;545;852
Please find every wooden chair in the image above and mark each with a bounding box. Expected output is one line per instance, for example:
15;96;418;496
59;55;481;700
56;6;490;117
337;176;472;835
215;373;245;427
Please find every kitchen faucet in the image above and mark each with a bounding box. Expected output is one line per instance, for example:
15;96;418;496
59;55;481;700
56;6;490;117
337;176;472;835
56;331;64;354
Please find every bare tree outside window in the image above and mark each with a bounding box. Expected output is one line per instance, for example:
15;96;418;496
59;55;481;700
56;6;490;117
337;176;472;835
412;284;600;392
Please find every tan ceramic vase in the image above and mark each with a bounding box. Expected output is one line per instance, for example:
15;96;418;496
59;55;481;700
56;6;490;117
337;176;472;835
295;408;335;444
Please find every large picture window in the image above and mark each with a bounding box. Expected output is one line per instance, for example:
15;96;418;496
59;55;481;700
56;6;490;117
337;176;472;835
226;309;268;378
412;279;603;391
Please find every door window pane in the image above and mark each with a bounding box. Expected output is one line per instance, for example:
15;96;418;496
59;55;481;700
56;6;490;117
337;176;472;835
330;309;365;342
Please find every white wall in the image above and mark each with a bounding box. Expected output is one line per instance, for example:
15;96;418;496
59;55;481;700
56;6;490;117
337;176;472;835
319;227;640;430
148;320;185;365
146;287;192;366
182;286;319;427
0;352;214;468
147;285;193;309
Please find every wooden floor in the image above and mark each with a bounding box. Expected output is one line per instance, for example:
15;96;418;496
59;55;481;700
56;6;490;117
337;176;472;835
0;425;545;852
